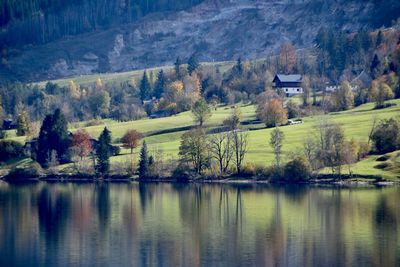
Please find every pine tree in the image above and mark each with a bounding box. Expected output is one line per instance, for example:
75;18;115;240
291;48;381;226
174;57;182;79
96;127;112;177
376;30;384;47
187;54;200;75
235;57;244;76
16;111;30;136
52;109;69;161
139;71;151;101
37;114;53;166
154;70;166;98
370;54;380;76
138;141;149;179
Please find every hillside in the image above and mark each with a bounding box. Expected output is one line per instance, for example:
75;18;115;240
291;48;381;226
1;0;400;82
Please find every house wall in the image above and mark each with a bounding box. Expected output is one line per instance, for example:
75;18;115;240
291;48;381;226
281;87;303;95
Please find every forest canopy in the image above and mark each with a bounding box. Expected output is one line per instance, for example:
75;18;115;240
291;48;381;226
0;0;203;48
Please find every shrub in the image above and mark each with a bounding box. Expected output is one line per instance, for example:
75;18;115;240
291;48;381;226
268;166;284;182
286;100;300;119
172;163;191;182
240;162;257;177
358;141;371;160
254;166;273;180
374;162;392;170
376;155;390;162
0;140;24;162
371;118;400;153
6;162;44;180
283;157;311;182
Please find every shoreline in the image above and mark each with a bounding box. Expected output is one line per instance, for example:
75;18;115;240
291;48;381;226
1;173;399;186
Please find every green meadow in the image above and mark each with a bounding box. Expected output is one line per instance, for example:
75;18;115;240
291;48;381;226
82;99;400;179
4;98;400;179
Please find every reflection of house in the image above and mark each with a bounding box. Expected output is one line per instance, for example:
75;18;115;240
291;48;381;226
273;74;303;96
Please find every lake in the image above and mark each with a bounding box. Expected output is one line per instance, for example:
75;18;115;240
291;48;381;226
0;182;399;267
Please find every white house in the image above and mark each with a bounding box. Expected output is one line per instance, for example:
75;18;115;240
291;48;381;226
272;74;303;97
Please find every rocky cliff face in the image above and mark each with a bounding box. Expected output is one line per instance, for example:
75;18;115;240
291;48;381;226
1;0;399;82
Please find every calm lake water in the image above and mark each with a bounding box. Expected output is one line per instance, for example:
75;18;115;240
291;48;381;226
0;182;399;267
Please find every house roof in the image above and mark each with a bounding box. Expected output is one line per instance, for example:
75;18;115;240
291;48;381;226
274;74;302;83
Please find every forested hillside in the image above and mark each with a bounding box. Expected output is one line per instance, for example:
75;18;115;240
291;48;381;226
0;0;400;82
0;0;203;47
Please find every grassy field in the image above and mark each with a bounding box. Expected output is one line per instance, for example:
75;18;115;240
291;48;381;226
4;98;400;179
82;99;400;178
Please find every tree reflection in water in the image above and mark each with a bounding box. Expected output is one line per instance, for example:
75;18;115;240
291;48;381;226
0;183;399;267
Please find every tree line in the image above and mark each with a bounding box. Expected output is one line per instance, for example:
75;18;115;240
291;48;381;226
1;27;399;131
0;0;203;48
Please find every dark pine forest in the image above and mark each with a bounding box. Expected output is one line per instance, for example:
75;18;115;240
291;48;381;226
0;0;203;48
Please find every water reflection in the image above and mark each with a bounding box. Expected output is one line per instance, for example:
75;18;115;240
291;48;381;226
0;182;399;267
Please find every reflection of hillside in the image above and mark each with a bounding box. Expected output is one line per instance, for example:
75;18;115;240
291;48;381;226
0;183;398;266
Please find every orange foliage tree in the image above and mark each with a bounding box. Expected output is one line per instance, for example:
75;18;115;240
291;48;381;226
121;129;142;154
257;98;288;127
71;129;93;160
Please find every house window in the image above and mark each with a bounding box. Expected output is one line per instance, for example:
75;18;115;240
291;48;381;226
285;89;288;92
297;88;299;92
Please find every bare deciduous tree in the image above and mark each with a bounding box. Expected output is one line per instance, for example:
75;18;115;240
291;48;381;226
232;130;248;174
209;132;234;176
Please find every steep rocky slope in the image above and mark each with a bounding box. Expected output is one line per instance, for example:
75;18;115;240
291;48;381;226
1;0;399;82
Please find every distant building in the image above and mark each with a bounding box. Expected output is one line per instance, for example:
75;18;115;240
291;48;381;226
149;110;171;119
325;85;339;92
273;74;303;96
142;97;159;106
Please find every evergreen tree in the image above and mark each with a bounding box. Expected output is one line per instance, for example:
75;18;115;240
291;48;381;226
187;54;200;75
16;111;30;136
376;30;384;47
174;57;182;79
37;109;69;167
96;127;112;177
359;30;371;51
37;115;53;166
139;71;151;101
154;70;166;98
52;109;69;160
138;141;149;179
370;54;381;76
234;57;244;76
